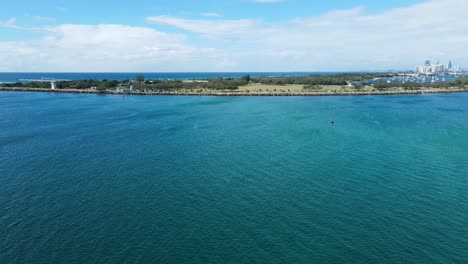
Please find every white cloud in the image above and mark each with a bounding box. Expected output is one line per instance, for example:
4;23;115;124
1;0;468;71
147;0;468;71
0;17;19;29
147;16;261;38
0;24;227;71
0;17;42;31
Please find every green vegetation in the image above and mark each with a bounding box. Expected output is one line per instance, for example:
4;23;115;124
0;81;51;89
1;74;467;94
303;85;323;91
455;77;468;87
373;77;468;91
252;73;391;86
205;78;249;90
242;74;251;83
98;80;119;90
136;74;145;88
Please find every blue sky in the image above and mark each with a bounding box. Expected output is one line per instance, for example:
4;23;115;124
0;0;465;72
2;0;425;24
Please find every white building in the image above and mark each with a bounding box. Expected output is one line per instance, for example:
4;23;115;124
414;59;461;75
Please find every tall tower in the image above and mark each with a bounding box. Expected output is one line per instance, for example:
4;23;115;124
448;60;453;69
425;60;431;66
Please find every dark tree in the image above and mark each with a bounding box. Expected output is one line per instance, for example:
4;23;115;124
136;74;145;87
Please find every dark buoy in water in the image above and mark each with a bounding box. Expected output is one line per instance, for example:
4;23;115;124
331;120;335;124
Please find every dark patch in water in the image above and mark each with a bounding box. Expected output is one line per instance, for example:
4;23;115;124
157;125;186;136
162;126;182;133
0;134;37;147
366;105;380;109
292;115;310;121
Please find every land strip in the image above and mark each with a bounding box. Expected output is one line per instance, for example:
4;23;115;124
1;86;466;96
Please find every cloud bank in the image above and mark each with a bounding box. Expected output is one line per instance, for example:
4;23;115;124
1;0;467;71
0;24;223;71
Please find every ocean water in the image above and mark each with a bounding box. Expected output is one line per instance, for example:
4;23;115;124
0;72;321;82
0;91;467;263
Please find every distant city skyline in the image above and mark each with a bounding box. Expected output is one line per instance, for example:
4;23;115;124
0;0;467;72
414;59;463;75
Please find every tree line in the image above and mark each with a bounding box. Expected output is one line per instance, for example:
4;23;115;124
2;74;467;91
252;73;392;86
373;77;468;90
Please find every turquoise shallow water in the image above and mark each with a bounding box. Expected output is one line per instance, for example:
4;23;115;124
0;92;467;263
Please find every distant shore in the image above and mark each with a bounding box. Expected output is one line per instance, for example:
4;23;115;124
1;87;467;96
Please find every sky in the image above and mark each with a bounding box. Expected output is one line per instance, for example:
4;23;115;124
0;0;466;72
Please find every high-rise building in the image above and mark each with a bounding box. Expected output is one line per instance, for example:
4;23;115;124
414;59;461;75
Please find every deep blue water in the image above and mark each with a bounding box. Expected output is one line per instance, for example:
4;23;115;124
0;72;321;82
1;92;467;263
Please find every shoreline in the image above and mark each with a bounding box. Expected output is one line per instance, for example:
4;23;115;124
1;87;467;97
